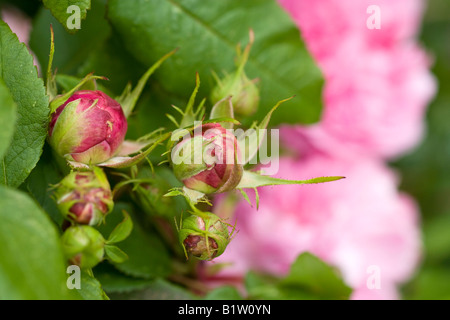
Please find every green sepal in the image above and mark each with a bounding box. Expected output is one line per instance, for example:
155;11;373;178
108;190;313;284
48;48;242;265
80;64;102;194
68;132;171;169
209;96;234;129
237;170;345;189
46;25;57;101
118;49;177;118
49;73;108;113
237;96;294;165
164;186;211;207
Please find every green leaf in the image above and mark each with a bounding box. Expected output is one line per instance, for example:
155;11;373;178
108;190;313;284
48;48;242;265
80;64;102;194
94;262;155;294
403;267;450;300
238;97;292;164
245;271;284;300
77;271;109;300
107;211;133;244
0;186;74;299
107;0;324;126
204;286;243;300
244;253;351;300
105;245;129;264
0;21;49;188
107;278;197;300
22;145;68;226
43;0;91;33
98;203;172;279
0;78;17;161
280;253;352;300
30;0;110;76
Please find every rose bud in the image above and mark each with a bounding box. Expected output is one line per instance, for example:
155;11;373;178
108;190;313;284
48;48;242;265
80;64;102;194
48;90;127;165
179;214;231;260
61;225;105;269
171;123;243;194
211;30;259;116
211;72;260;117
54;167;114;226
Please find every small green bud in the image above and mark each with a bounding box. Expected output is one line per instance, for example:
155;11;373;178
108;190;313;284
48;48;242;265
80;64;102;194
211;72;259;117
61;225;105;269
211;30;259;116
179;213;231;260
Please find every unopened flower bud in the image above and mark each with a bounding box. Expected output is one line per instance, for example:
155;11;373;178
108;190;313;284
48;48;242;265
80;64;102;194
211;72;259;116
179;214;231;260
171;123;243;194
48;90;127;165
211;30;259;116
61;225;105;269
54;168;113;225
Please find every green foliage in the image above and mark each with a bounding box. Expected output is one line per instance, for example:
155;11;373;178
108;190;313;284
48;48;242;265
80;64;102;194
107;278;197;300
30;0;110;76
107;0;324;126
0;186;74;299
98;204;172;279
42;0;91;33
204;286;243;300
0;78;17;161
0;20;49;187
394;0;450;300
0;0;346;300
77;271;109;300
245;253;352;300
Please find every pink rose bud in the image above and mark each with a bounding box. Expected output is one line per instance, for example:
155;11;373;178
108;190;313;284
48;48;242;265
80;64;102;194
54;168;114;226
48;90;127;165
171;123;243;194
61;225;105;269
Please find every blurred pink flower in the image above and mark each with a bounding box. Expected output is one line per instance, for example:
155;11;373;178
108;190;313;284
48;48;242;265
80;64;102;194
1;5;31;44
281;39;436;159
278;0;436;159
208;155;422;300
278;0;425;59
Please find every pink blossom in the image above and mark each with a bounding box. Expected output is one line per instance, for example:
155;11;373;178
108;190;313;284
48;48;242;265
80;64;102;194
281;39;436;159
278;0;425;59
1;5;31;44
278;0;436;159
207;155;422;299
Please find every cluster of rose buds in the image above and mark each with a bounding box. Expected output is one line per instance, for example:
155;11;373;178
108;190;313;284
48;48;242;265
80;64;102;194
46;29;342;264
45;34;173;268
